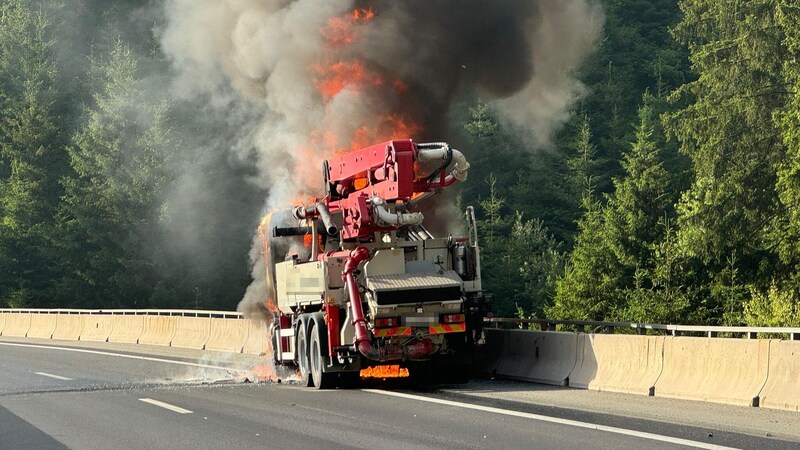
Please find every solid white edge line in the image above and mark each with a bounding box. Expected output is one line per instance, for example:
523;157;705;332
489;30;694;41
0;342;234;371
362;389;739;450
34;371;72;381
139;398;193;414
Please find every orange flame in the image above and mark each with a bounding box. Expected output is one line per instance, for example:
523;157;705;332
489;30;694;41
322;8;375;46
311;8;422;156
312;60;384;100
360;365;410;379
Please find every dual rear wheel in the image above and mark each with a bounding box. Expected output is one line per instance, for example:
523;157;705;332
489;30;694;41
296;320;336;389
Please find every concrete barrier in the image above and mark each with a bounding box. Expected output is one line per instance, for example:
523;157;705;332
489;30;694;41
3;313;30;337
475;328;508;376
137;316;178;347
569;334;664;395
655;336;769;406
26;314;57;339
107;315;145;344
80;315;114;342
494;330;580;386
0;313;30;336
205;318;248;353
170;316;211;350
0;312;7;335
52;314;86;340
759;340;800;411
243;319;269;355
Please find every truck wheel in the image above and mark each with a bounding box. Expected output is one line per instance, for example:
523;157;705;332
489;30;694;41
310;324;335;389
296;323;313;387
270;324;279;365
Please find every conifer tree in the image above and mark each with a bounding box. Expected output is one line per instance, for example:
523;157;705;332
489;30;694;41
55;40;173;307
0;0;66;307
665;0;791;322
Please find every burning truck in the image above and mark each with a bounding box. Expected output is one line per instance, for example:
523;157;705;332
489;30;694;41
260;139;489;388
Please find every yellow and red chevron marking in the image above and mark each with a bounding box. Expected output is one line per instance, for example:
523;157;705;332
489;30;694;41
428;323;466;335
373;327;412;337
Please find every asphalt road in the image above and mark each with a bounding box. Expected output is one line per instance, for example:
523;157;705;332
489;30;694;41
1;338;798;450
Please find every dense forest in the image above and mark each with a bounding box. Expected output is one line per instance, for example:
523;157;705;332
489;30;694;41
1;0;799;327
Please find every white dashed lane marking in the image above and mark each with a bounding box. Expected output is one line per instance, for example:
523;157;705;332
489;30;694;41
139;398;193;414
34;371;72;381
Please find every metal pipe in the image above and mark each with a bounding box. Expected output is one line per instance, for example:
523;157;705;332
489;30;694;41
371;197;424;226
310;220;318;261
342;246;379;359
273;226;313;237
315;202;339;236
417;142;470;182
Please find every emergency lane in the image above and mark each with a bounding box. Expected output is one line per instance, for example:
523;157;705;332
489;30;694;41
1;338;798;450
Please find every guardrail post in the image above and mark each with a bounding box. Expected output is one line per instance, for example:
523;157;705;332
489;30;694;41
636;326;645;335
707;331;717;338
747;331;757;339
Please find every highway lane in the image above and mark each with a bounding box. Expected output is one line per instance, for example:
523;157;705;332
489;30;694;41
1;338;799;450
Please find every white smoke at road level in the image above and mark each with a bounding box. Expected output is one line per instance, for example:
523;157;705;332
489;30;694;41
159;0;604;319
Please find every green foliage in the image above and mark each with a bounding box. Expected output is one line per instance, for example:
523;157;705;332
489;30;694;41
55;40;173;308
0;0;66;307
744;283;800;327
772;2;800;267
4;0;800;325
549;93;684;323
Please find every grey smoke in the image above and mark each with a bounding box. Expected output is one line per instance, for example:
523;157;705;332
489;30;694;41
159;0;604;318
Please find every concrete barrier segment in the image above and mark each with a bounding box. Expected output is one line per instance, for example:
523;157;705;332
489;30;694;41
1;313;30;337
0;313;7;335
137;316;178;347
569;334;664;395
655;336;769;407
80;315;114;342
243;319;270;355
759;340;800;412
52;314;86;341
205;318;248;353
494;330;580;386
107;315;145;344
26;314;57;339
170;316;212;350
475;328;508;376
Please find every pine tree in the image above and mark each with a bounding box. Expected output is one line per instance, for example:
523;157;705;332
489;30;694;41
0;0;66;307
55;40;174;308
773;2;800;276
665;0;792;322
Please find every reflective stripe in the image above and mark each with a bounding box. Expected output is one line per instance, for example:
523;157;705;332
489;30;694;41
428;323;466;334
373;326;412;337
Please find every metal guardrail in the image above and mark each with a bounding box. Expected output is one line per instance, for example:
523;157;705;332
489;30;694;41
0;308;244;318
485;317;800;340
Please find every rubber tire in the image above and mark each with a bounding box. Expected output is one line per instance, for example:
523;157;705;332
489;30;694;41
297;322;313;387
270;325;280;365
310;324;335;389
